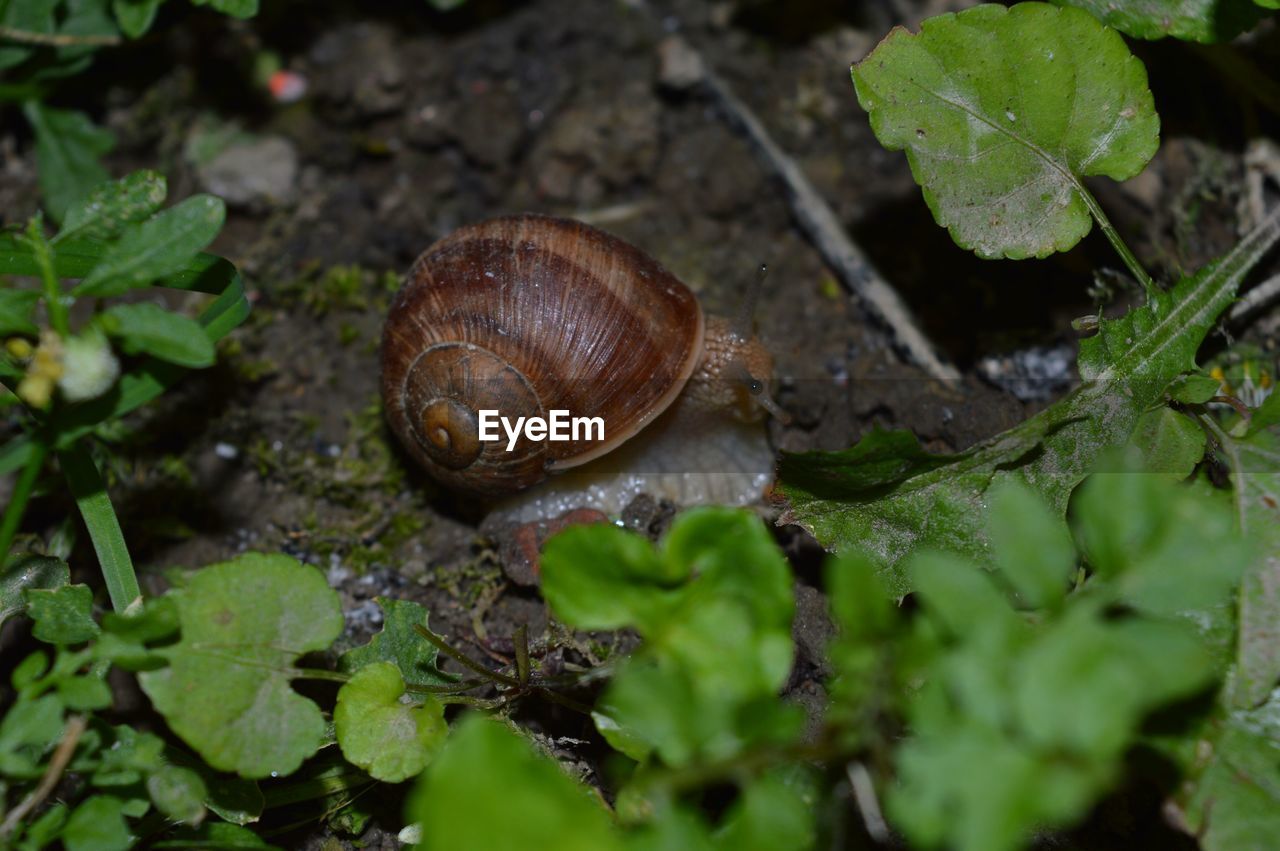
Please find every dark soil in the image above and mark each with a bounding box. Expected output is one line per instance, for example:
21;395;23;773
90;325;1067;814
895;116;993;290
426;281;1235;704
3;0;1278;847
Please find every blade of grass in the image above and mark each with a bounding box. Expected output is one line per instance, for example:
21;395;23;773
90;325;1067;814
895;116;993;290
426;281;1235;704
0;435;48;565
58;442;139;612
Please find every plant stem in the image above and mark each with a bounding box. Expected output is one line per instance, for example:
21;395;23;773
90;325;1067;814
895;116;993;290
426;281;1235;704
413;624;522;688
58;443;140;612
293;668;350;684
1077;186;1157;298
0;436;48;565
24;220;69;339
514;624;530;686
0;26;121;47
405;678;487;694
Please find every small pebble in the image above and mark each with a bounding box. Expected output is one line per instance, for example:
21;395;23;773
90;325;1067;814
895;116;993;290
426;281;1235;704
214;442;239;460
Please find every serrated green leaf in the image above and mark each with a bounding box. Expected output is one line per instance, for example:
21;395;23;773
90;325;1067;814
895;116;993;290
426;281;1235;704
987;480;1075;608
779;205;1280;591
337;597;451;686
24;583;100;644
1;554;68;628
63;795;133;851
23;103;115;223
1074;467;1249;617
75;194;226;296
334;661;446;782
852;2;1158;259
406;716;623;851
1127;405;1206;478
190;0;258;17
1053;0;1267;42
147;764;208;825
0;288;41;337
113;0;164;38
57;170;168;243
100;302;215;367
138;553;344;778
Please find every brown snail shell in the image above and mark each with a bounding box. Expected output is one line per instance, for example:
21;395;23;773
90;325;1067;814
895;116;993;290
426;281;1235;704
381;214;710;498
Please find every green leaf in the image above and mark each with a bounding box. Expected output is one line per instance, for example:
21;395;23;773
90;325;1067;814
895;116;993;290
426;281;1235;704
334;662;447;782
1074;467;1249;617
91;726;165;787
542;522;680;632
406;715;623;851
1173;691;1280;850
1;554;68;628
0;0;57;70
147;764;209;825
852;2;1158;259
0;694;63;777
63;795;134;851
138;553;344;778
1127;406;1207;478
57;170;168;243
780;206;1280;591
100;302;216;367
1209;422;1280;707
1053;0;1268;42
57;0;120;62
75;194;226;297
715;771;816;851
57;671;112;710
166;747;264;825
113;0;164;38
337;597;451;686
0;288;41;337
23;103;115;223
24;583;100;644
189;0;259;17
1169;371;1222;404
986;480;1075;608
1250;391;1280;435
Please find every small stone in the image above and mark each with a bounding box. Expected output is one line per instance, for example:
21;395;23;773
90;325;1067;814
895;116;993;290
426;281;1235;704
657;36;705;91
197;136;298;210
214;442;238;460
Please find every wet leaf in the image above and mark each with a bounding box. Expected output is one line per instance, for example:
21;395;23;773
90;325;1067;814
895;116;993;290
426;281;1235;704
334;662;447;782
139;553;344;778
407;716;622;851
852;3;1158;259
75;195;226;297
57;170;168;243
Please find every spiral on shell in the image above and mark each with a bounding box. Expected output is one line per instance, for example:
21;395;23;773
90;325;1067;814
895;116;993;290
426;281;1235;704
381;215;707;497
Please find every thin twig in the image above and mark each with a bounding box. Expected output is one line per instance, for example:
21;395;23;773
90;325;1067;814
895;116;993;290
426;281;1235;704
0;26;121;47
846;761;891;843
700;68;962;383
0;714;88;840
1229;273;1280;325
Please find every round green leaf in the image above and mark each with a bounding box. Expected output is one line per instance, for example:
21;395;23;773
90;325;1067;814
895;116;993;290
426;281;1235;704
335;662;446;783
147;764;209;825
852;2;1159;259
139;553;344;778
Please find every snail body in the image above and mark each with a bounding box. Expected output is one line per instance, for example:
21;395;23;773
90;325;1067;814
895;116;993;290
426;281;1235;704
381;214;779;517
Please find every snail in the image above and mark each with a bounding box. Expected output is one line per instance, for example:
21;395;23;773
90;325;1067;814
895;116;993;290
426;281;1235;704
381;214;783;522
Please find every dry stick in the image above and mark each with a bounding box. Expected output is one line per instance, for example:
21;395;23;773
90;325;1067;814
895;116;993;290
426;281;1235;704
0;714;88;839
701;69;962;383
0;26;121;47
